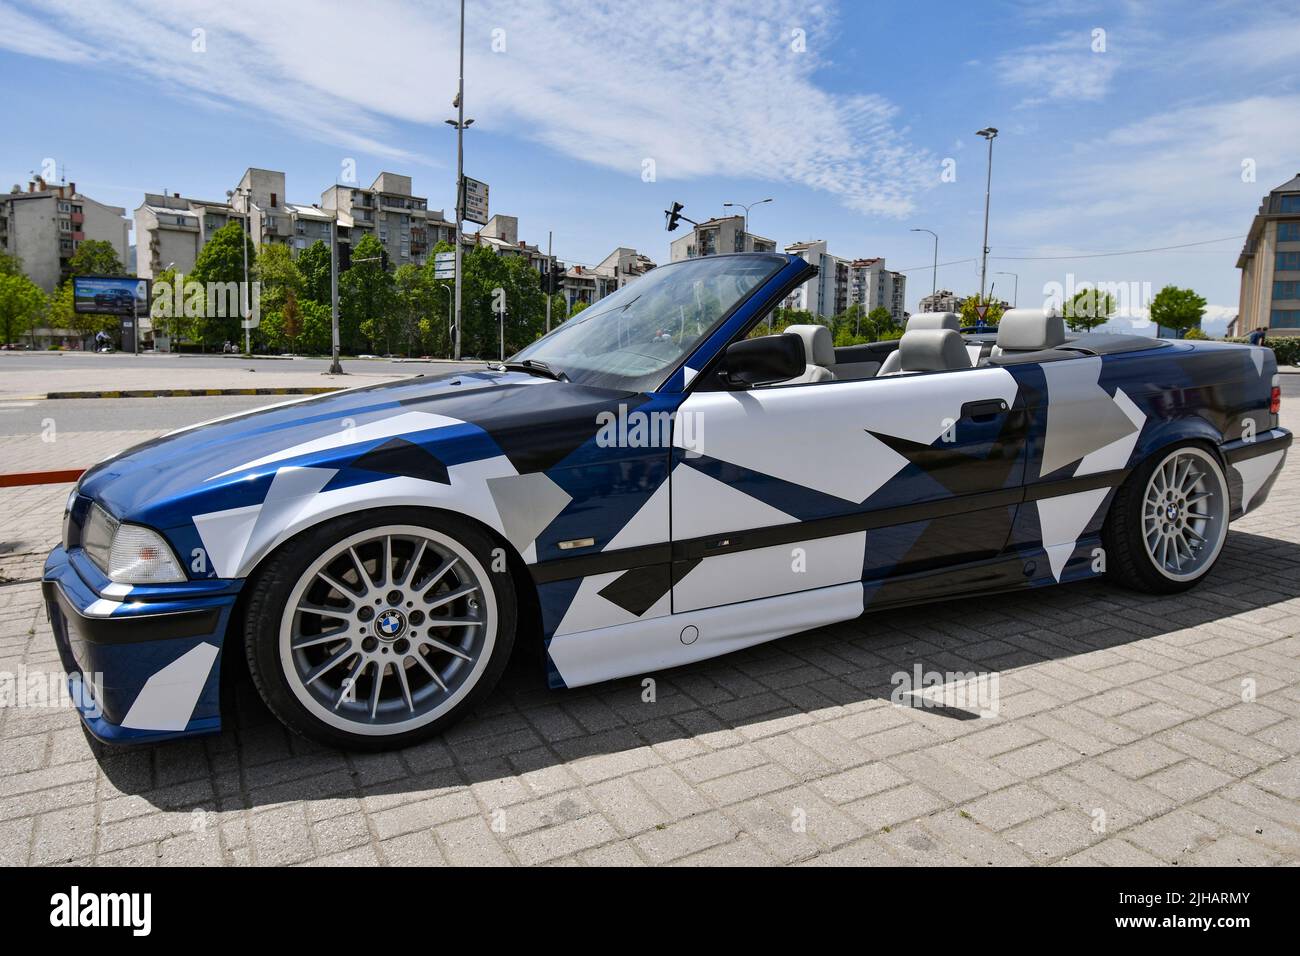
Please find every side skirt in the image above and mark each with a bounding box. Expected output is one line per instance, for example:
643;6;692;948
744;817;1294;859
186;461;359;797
547;581;865;688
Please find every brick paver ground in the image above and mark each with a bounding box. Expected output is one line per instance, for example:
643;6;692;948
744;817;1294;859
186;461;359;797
1;410;1296;866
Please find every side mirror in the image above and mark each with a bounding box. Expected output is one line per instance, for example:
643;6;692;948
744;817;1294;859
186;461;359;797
721;333;805;388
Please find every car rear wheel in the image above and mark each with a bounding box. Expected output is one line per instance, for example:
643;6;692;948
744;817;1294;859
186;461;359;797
243;509;515;751
1103;444;1229;594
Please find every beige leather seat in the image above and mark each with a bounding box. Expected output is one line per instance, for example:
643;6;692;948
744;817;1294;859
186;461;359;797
778;324;836;384
878;312;964;375
989;308;1065;359
895;328;971;373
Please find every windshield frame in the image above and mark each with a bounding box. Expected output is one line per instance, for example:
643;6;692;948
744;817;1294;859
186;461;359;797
510;253;789;394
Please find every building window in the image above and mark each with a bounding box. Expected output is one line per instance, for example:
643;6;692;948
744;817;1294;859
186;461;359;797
1279;195;1300;213
1274;281;1300;301
1278;222;1300;242
1276;251;1300;271
1271;309;1300;328
58;201;70;213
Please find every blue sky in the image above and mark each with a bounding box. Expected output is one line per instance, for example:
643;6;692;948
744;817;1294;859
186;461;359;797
2;0;1298;330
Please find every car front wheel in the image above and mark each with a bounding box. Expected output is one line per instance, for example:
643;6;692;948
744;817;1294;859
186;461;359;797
243;509;516;751
1103;443;1230;594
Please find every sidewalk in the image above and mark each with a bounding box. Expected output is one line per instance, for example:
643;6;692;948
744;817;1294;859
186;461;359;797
0;353;436;400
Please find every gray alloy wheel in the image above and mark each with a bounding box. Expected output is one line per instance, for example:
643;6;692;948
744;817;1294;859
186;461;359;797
1139;446;1229;583
278;524;497;737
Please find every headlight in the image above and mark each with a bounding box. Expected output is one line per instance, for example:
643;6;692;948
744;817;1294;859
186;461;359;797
82;503;186;584
82;503;118;571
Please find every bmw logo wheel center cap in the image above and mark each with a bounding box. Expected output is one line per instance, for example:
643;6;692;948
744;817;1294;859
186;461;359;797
376;608;407;641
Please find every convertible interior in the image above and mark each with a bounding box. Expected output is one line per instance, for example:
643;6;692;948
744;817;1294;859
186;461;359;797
756;309;1171;387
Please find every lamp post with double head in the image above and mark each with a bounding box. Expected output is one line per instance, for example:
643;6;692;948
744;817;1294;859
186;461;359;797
976;127;998;305
722;198;772;246
445;0;472;361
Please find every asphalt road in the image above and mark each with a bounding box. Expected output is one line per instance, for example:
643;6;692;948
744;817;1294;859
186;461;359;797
1;351;474;376
0;396;280;435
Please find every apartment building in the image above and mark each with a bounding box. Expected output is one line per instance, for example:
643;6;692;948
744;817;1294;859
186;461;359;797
461;214;551;271
669;215;776;261
1;178;130;291
918;289;964;313
1238;171;1300;338
781;240;839;316
322;171;455;268
778;243;907;323
563;246;656;312
135;192;246;279
847;257;907;324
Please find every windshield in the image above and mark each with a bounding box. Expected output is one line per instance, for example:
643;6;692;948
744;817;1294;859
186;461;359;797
511;254;784;391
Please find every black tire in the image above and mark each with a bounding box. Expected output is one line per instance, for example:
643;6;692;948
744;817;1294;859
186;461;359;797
1102;442;1230;595
243;508;516;751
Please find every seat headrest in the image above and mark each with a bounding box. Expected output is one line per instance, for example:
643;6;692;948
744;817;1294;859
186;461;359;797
899;328;969;372
996;308;1065;352
783;324;835;367
907;312;960;332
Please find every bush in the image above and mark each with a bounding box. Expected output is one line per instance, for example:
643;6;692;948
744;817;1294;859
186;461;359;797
1228;335;1300;366
1268;337;1300;366
1183;327;1208;340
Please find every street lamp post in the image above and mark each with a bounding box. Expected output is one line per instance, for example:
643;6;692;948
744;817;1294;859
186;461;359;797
722;198;772;244
995;271;1019;308
226;186;252;355
976;127;998;304
328;215;341;374
445;0;470;362
910;228;939;301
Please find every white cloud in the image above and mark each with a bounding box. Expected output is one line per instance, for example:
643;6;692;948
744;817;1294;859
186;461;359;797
0;1;91;62
996;31;1120;105
0;0;936;217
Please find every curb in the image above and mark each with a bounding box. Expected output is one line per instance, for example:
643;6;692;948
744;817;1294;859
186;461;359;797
42;387;343;400
0;469;84;488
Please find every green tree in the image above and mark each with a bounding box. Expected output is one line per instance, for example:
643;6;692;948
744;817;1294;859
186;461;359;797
65;240;123;278
149;266;174;346
393;264;441;357
569;300;589;317
296;299;333;354
0;250;23;278
340;233;396;353
189;222;257;349
0;272;47;346
50;281;114;347
1148;285;1207;338
296;240;333;305
959;295;1005;328
1062;288;1118;333
257;243;301;311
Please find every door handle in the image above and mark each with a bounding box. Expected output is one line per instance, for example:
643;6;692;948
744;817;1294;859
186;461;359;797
960;399;1009;421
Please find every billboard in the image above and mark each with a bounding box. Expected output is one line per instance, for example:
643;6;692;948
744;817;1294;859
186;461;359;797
462;177;489;225
73;275;150;316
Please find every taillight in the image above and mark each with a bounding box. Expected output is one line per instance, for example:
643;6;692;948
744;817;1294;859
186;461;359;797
1270;385;1281;415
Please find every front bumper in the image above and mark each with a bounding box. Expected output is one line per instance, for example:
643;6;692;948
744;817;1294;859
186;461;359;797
42;545;241;745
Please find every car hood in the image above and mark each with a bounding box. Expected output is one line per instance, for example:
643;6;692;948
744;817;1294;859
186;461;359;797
79;368;643;521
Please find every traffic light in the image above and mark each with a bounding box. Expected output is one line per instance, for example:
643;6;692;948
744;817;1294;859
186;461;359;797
338;242;352;271
381;250;390;271
665;202;685;232
541;264;565;295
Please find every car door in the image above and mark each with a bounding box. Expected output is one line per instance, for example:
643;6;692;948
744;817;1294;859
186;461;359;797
668;361;1029;613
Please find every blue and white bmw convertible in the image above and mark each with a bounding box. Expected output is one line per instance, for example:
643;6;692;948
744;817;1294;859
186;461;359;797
44;253;1290;749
